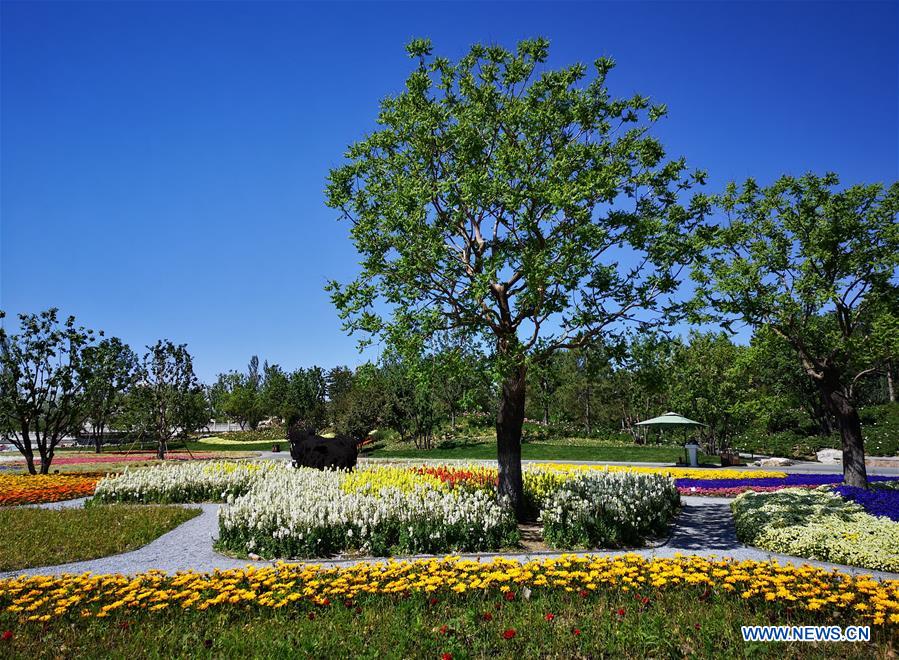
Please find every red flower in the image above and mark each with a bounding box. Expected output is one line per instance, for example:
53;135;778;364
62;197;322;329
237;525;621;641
578;589;589;598
429;597;439;606
640;596;649;606
616;608;626;617
355;607;363;615
544;613;555;622
307;612;315;621
503;591;515;602
572;628;581;636
482;612;493;622
441;654;453;660
502;629;516;640
438;625;449;635
694;623;701;630
321;598;330;607
344;600;354;609
1;631;11;641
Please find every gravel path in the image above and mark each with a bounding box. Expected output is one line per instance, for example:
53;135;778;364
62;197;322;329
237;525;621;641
3;495;898;580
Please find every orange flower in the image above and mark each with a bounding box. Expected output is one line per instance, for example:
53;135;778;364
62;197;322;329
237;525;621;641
0;474;98;506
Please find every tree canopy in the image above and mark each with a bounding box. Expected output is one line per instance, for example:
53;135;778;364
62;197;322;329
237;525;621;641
326;38;705;517
693;173;899;486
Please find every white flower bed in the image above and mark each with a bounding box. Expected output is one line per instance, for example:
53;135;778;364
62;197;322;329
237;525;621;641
92;460;681;557
92;461;269;504
540;471;680;548
218;465;518;558
732;488;899;572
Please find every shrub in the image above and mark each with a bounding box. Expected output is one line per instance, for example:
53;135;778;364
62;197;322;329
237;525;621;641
730;429;837;459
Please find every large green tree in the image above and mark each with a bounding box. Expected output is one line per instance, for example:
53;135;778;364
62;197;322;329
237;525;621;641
694;173;899;487
326;38;704;518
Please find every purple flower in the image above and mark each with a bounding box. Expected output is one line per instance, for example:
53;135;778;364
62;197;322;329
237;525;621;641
675;474;897;490
833;485;899;521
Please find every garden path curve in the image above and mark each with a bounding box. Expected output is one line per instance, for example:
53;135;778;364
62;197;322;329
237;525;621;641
3;496;898;580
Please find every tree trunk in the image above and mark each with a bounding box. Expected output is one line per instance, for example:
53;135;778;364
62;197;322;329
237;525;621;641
450;409;456;432
18;426;37;475
584;387;591;435
818;380;867;488
93;423;103;454
887;360;896;403
496;363;527;522
157;439;167;460
38;444;51;474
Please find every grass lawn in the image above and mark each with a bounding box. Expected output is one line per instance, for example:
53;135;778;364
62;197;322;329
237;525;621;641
0;589;889;658
0;505;200;571
37;450;262;473
367;441;719;464
185;440;276;453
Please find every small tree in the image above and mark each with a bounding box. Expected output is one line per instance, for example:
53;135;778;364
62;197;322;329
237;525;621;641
0;309;94;473
80;337;138;453
431;333;484;431
224;357;265;431
667;331;747;452
331;364;384;442
326;38;704;518
694;173;899;487
125;340;204;459
282;367;328;429
526;353;563;427
260;362;290;422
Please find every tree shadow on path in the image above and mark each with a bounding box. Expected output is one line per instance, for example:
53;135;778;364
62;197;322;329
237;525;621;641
665;503;741;551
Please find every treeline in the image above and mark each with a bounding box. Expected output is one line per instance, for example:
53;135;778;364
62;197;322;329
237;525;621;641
0;310;207;471
208;337;493;448
211;326;898;456
2;307;897;475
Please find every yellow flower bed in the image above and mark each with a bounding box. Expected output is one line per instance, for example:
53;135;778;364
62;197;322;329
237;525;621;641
196;437;270;446
532;463;788;480
2;555;896;626
340;465;447;494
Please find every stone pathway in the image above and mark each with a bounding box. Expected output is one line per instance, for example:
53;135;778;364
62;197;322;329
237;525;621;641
3;496;898;580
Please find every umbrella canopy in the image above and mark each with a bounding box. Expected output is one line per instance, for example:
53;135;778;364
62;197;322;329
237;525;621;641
635;412;707;427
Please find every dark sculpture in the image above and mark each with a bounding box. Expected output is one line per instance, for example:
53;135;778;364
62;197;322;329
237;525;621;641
288;423;359;470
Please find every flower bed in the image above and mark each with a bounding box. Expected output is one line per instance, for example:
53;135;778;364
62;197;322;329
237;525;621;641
834;484;899;522
732;488;899;572
217;466;518;558
540;472;679;548
0;474;99;506
1;554;896;627
25;452;220;466
94;462;683;557
92;461;270;504
678;473;899;497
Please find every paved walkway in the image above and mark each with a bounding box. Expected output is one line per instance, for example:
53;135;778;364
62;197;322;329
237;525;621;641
3;496;898;581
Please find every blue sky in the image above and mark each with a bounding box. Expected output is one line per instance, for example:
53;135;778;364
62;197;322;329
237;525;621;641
1;1;896;382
